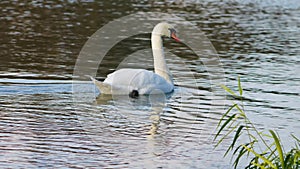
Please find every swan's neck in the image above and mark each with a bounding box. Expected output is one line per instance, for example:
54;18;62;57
151;34;173;84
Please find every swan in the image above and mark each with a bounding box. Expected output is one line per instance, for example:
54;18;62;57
90;22;180;97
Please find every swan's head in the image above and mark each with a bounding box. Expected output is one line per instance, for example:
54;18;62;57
152;22;180;42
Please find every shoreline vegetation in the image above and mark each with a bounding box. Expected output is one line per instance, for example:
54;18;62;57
214;77;300;169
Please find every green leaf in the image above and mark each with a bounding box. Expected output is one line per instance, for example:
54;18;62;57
231;125;244;150
234;148;247;169
233;142;254;169
291;134;300;143
242;144;277;168
238;76;243;96
215;114;236;140
220;84;237;96
215;122;239;149
235;104;245;116
249;134;258;142
284;153;292;168
270;130;285;169
217;103;237;128
266;147;277;160
223;122;242;157
251;162;267;169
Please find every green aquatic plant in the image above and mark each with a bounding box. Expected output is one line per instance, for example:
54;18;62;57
214;77;300;169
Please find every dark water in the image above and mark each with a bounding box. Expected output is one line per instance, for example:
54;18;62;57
0;0;299;168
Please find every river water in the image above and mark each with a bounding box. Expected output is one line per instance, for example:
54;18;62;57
0;0;299;168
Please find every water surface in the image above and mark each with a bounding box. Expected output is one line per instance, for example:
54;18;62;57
0;0;299;168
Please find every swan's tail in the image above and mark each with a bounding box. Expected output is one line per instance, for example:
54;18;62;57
89;76;112;94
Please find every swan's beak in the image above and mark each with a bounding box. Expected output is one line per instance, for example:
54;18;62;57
171;32;180;42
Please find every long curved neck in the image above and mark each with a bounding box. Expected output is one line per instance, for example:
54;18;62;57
151;34;173;84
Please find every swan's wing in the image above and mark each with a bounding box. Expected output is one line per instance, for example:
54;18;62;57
104;69;173;94
90;76;112;94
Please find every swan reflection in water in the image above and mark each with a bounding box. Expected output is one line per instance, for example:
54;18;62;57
95;90;170;137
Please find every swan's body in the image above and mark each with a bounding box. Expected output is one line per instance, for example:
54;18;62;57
91;22;179;96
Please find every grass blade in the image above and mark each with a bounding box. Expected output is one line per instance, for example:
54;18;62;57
270;130;285;169
233;142;254;169
235;104;245;116
217;103;237;128
238;76;243;96
251;162;267;169
291;134;300;143
215;121;240;149
221;84;237;96
215;114;236;140
224;125;240;157
242;144;276;168
284;153;292;168
231;125;244;150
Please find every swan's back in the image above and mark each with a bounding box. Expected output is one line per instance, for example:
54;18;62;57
104;69;173;94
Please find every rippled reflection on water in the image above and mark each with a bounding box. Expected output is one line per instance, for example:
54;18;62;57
0;0;299;168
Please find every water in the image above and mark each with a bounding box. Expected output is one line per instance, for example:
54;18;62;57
0;0;299;168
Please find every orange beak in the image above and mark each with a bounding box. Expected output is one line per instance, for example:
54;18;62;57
171;31;180;42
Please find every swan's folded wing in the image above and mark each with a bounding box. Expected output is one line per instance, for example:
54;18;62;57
90;76;112;94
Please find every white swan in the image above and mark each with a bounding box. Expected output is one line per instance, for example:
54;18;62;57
90;22;180;97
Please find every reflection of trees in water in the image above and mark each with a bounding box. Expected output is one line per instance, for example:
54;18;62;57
1;0;298;79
